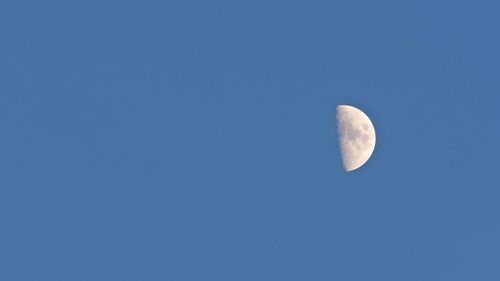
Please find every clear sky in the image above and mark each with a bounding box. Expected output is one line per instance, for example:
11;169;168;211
1;0;499;280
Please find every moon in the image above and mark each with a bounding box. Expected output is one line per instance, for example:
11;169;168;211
336;105;376;172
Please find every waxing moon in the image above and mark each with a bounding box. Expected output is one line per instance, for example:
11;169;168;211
336;105;376;172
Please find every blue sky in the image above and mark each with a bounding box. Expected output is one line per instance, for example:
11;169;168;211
1;0;499;280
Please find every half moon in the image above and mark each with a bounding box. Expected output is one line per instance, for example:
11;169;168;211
336;105;376;171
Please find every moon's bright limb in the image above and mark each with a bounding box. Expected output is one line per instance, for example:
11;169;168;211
336;105;376;172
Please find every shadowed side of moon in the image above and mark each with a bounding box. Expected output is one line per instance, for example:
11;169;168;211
336;105;376;171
